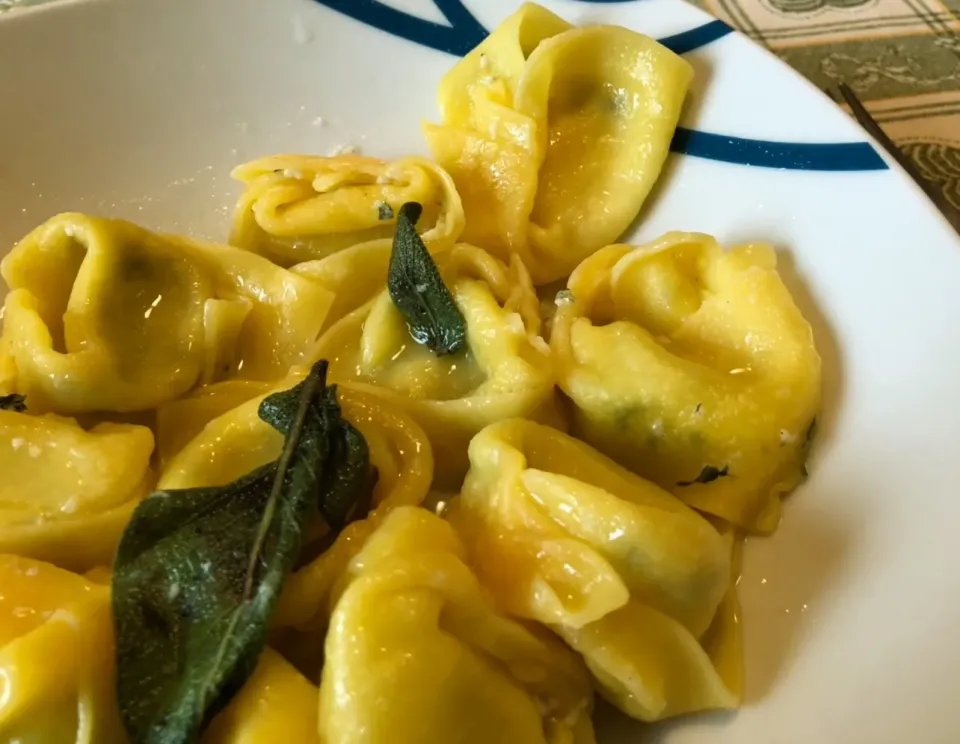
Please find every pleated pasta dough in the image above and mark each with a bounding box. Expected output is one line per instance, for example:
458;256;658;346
231;154;464;264
0;213;333;413
202;649;321;744
551;233;822;533
312;242;556;489
0;409;154;572
424;3;693;284
320;506;595;744
157;369;434;631
290;237;396;335
155;379;272;467
453;419;739;722
0;555;126;743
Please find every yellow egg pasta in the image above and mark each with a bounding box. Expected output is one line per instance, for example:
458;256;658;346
551;232;822;533
320;506;595;744
453;418;738;722
0;213;334;413
424;3;693;284
312;242;557;488
0;409;154;571
289;237;395;334
202;649;322;744
155;379;273;468
0;555;126;743
231;154;464;264
0;336;17;396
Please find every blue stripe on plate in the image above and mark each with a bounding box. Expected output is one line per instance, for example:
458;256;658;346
310;0;731;57
310;0;888;172
672;128;888;170
311;0;483;56
658;20;733;55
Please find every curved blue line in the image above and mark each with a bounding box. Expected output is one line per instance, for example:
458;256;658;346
433;0;487;47
671;128;888;171
311;1;733;58
658;20;733;55
311;0;480;57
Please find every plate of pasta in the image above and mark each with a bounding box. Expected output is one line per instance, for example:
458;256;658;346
2;0;960;742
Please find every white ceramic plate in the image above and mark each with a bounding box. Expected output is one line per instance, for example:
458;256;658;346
3;1;960;742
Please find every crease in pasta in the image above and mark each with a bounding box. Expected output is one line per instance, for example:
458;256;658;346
310;239;558;489
551;232;822;533
423;2;693;284
230;154;464;264
0;555;126;743
320;506;596;744
452;418;740;722
0;213;334;413
0;407;154;572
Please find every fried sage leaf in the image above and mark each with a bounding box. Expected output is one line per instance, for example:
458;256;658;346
387;201;466;356
112;361;371;744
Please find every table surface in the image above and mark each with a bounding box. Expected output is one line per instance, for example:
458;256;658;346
3;0;958;210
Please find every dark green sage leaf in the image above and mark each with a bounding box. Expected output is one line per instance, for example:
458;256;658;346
387;201;467;356
319;420;375;529
677;465;729;487
112;362;342;744
377;201;394;221
0;393;26;412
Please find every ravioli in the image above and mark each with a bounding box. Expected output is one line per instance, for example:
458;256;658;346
551;233;822;532
0;555;126;743
320;506;595;744
0;213;333;413
0;409;154;572
312;242;556;489
157;369;434;631
424;3;693;284
231;154;464;264
453;419;738;721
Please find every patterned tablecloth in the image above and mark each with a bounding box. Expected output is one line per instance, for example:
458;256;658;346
3;0;957;208
690;0;960;211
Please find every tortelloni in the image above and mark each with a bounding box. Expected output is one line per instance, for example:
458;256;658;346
0;555;125;743
321;506;596;744
158;369;434;630
423;3;693;284
454;419;739;722
551;233;822;533
231;154;464;264
312;242;556;489
0;408;154;572
0;213;333;413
